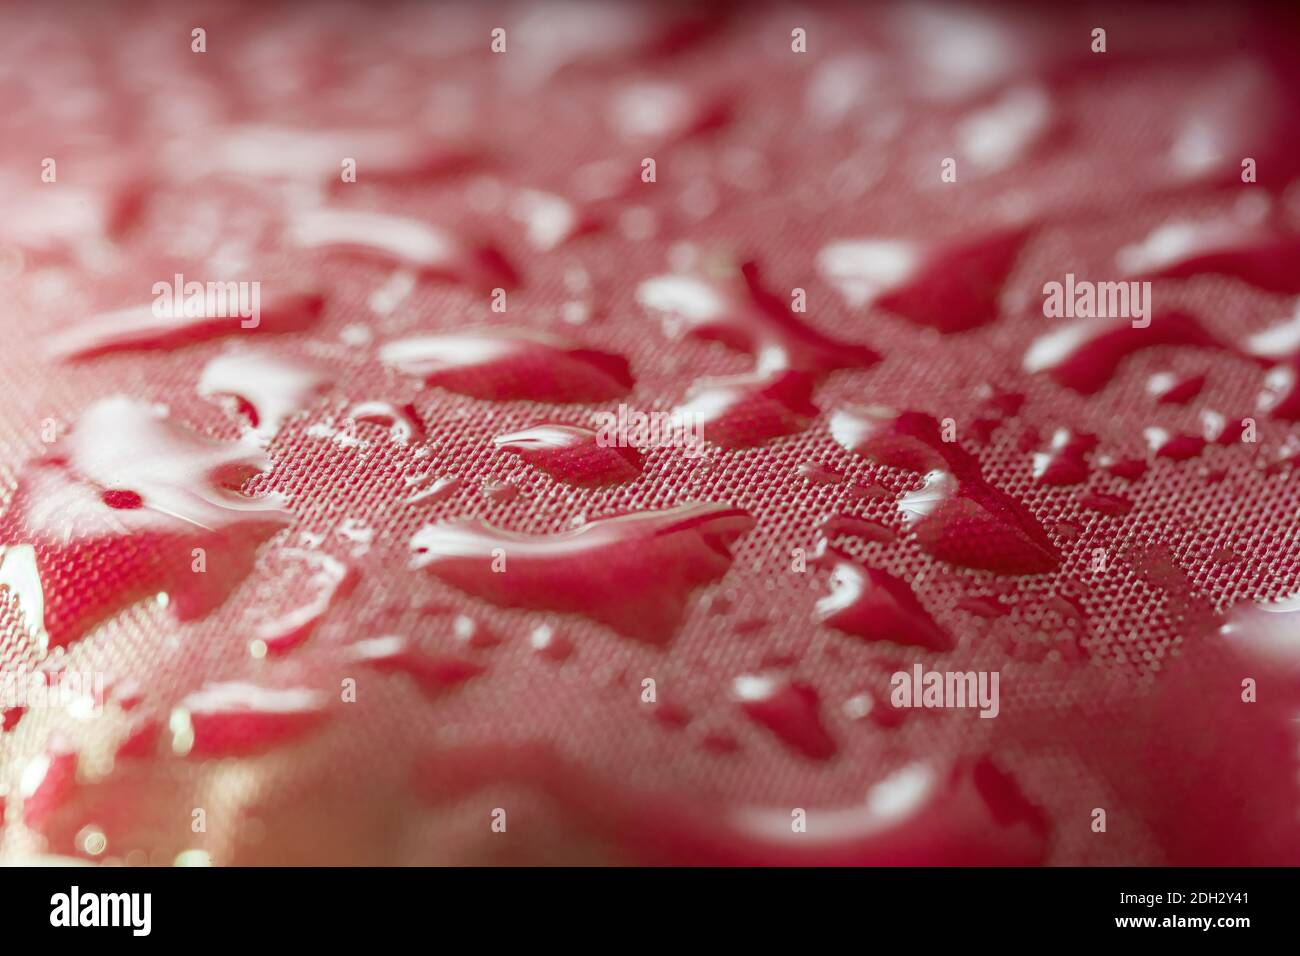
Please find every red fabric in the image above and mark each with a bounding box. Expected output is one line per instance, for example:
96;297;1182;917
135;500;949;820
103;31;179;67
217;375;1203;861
2;0;1300;865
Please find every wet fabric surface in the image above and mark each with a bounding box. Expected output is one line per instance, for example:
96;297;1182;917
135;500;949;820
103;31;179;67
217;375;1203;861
1;0;1300;865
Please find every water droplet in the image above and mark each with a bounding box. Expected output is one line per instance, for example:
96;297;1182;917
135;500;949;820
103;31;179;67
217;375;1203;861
844;689;909;727
452;614;499;649
1256;357;1300;421
609;81;729;144
169;682;328;758
404;474;461;506
199;350;334;442
1147;371;1205;405
672;367;819;448
797;462;844;485
1117;201;1300;294
1099;455;1148;481
346;401;426;444
204;125;472;184
1144;427;1207;461
510;189;590;250
349;635;485;694
529;623;574;661
1244;300;1300;360
1164;59;1300;188
816;514;896;545
1023;309;1230;394
733;673;837;761
831;406;1059;574
251;550;355;657
1220;592;1300;669
410;503;754;645
290;208;517;291
3;174;145;252
955;85;1053;174
1079;492;1133;516
381;328;634;403
482;480;520;503
818;226;1030;333
45;288;324;362
815;551;953;651
495;424;643;486
956;595;1012;618
638;262;878;447
1032;428;1097;486
1201;409;1251;444
412;743;1046;864
0;397;290;650
640;262;879;376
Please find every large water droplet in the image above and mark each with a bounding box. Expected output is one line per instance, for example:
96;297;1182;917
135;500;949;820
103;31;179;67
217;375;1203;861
955;85;1053;174
818;226;1030;333
345;401;427;444
202;125;473;185
381;329;634;403
199;350;334;442
416;743;1048;864
830;406;1060;574
0;397;289;650
637;261;878;447
290;208;517;291
169;682;329;758
1023;309;1230;394
495;424;643;486
250;549;355;657
410;503;754;645
815;550;953;651
45;288;323;362
1117;201;1300;294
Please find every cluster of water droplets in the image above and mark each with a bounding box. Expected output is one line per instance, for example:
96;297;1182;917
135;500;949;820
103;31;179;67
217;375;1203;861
4;1;1300;865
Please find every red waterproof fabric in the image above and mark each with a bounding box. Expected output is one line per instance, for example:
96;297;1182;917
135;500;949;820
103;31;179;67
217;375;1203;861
1;0;1300;865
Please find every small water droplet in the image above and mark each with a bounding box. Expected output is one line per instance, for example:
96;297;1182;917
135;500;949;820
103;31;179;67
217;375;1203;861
346;401;426;444
733;673;837;761
815;551;953;651
1032;428;1097;486
349;635;485;694
169;682;329;758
